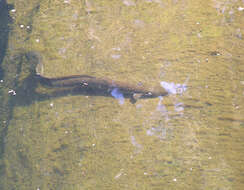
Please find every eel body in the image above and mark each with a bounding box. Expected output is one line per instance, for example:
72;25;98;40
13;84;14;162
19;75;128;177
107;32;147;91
35;74;168;102
26;51;168;102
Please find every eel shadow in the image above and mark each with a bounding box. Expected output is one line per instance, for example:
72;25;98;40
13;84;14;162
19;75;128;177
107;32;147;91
0;0;13;78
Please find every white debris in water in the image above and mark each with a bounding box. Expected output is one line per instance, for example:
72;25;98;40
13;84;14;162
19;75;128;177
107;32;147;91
64;0;70;4
122;0;136;6
157;96;166;113
20;24;24;28
197;33;202;38
112;47;121;51
130;135;142;153
236;28;242;39
136;104;142;109
147;125;167;139
11;9;16;13
0;80;3;83
58;47;67;55
8;89;16;96
111;54;121;59
114;169;124;179
160;81;187;95
50;102;54;107
134;19;145;28
229;9;234;15
145;0;162;3
36;39;40;43
238;7;244;11
173;178;177;181
26;25;30;29
174;102;184;112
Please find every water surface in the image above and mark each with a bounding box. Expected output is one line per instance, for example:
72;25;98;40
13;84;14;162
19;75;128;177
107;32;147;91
0;0;243;189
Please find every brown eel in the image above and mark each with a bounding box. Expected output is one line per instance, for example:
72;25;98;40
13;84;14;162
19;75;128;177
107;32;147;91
26;52;168;102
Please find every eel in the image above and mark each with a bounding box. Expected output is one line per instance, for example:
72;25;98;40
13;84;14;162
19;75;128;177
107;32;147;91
26;52;168;102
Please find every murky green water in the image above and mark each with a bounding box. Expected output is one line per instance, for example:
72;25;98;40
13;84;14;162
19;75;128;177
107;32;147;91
0;0;243;189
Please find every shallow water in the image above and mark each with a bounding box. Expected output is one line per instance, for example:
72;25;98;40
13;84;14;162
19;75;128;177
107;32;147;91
0;0;243;189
